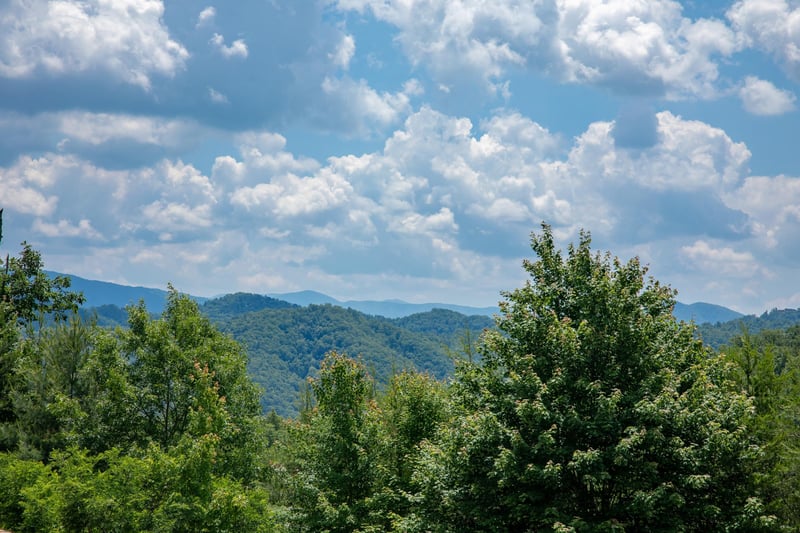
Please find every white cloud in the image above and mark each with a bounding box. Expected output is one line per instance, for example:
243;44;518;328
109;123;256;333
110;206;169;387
5;103;799;314
208;87;229;104
210;33;249;59
565;111;749;193
228;132;320;177
230;170;353;217
330;34;356;69
392;207;458;236
196;6;216;28
336;0;739;98
319;76;414;132
681;240;765;278
738;76;796;115
0;0;188;89
57;112;209;147
724;174;800;254
728;0;800;81
142;201;214;235
402;79;425;96
32;218;103;240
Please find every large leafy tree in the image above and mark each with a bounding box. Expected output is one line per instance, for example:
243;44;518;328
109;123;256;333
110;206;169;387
121;289;264;479
412;225;773;531
290;351;378;532
0;210;84;449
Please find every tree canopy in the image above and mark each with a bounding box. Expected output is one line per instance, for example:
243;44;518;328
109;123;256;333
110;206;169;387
410;225;772;531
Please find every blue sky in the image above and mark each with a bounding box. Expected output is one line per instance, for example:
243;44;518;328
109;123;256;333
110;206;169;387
1;0;799;314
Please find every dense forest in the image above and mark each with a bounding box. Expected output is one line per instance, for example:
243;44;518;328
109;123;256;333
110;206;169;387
82;294;493;417
2;222;800;531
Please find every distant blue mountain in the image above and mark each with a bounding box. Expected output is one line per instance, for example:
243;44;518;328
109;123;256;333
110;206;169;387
50;271;744;323
269;291;500;318
269;290;340;306
673;302;743;325
47;271;207;314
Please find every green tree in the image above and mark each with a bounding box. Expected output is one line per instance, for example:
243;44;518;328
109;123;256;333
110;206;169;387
412;225;772;532
722;329;800;527
0;210;84;449
122;289;264;479
6;317;97;459
372;370;449;530
291;351;379;532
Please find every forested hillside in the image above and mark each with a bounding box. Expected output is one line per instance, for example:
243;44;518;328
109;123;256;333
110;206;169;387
81;291;800;415
84;293;493;416
211;302;491;416
697;308;800;348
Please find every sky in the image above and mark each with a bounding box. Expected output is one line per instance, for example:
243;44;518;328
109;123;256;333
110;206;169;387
1;0;800;315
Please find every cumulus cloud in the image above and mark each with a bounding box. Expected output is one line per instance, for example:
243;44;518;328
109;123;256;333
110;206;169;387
3;102;797;313
0;0;419;140
57;112;208;147
724;174;800;261
196;6;216;28
336;0;739;98
230;171;353;217
32;218;103;240
210;33;249;59
727;0;800;81
330;34;356;69
681;240;765;278
317;76;416;133
0;0;188;89
738;76;796;115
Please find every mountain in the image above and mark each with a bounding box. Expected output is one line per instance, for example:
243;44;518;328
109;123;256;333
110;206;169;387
53;271;744;324
696;308;800;348
673;302;744;325
48;271;207;314
268;290;340;306
213;304;492;416
82;293;494;416
270;290;500;318
201;292;296;320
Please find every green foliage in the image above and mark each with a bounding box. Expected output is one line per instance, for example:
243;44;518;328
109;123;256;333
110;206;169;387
0;242;84;326
285;353;451;532
0;289;278;532
4;221;796;532
0;230;84;449
7;317;96;459
410;225;769;531
721;328;800;528
217;304;463;416
0;452;49;529
698;308;800;349
290;352;378;531
201;292;296;321
0;445;277;533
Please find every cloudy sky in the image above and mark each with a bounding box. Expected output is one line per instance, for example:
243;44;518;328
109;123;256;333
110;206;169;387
1;0;799;314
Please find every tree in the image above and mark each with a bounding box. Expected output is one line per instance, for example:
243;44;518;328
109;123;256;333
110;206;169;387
373;370;449;530
722;329;800;527
412;224;773;531
0;209;84;450
290;351;379;532
122;289;264;479
7;317;95;459
0;242;84;326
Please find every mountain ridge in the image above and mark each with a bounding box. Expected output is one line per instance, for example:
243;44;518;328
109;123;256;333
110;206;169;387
53;270;743;323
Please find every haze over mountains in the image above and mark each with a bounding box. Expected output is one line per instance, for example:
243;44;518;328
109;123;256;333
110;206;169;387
53;271;743;324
